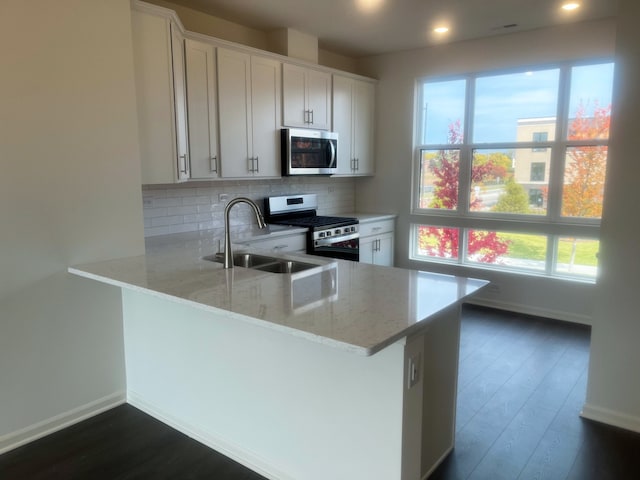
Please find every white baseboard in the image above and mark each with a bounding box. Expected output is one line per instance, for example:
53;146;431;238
468;298;592;326
581;403;640;434
127;391;293;480
0;391;126;455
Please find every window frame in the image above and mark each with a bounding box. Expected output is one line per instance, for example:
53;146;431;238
410;59;613;281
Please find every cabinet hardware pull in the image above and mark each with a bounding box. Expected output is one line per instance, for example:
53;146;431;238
179;154;188;174
210;156;217;173
273;245;288;251
255;155;259;173
310;109;314;124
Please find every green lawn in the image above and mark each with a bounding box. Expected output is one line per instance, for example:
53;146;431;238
498;233;599;266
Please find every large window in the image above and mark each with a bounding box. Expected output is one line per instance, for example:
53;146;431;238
413;61;614;281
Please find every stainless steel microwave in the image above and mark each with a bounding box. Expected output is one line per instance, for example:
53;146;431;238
281;128;338;175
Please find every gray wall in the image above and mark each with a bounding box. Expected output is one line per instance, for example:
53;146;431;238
0;0;144;451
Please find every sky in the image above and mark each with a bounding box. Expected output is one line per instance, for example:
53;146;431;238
420;62;615;145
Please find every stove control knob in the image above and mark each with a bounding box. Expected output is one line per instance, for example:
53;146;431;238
319;232;325;238
335;229;341;235
326;231;332;237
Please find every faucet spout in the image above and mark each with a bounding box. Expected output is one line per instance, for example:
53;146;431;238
223;197;267;269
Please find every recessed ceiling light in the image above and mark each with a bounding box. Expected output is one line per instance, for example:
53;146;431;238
434;26;449;34
562;2;581;11
355;0;383;13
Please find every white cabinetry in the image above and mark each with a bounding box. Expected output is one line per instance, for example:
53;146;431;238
359;218;395;266
184;39;219;179
217;48;281;178
234;231;306;253
282;64;331;130
333;75;375;176
132;7;189;184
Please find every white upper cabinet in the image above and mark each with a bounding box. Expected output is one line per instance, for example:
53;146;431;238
283;64;331;130
332;75;375;176
132;7;189;183
184;39;219;179
217;48;281;178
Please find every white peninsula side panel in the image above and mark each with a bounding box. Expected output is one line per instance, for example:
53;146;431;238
121;289;446;480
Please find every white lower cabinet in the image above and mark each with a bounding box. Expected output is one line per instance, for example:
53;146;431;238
234;231;306;253
359;218;395;266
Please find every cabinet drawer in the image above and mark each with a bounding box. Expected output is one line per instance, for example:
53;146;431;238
234;233;307;252
359;219;395;238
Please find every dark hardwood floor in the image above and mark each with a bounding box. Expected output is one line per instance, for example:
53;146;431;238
2;305;640;479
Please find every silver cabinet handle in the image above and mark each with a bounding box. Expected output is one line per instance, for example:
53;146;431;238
179;154;188;174
310;109;314;124
247;157;253;173
255;155;259;173
210;155;217;173
273;244;288;251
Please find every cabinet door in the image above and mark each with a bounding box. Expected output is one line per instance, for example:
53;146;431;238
306;69;332;130
217;48;252;178
282;63;307;127
185;39;219;179
132;11;179;184
353;80;375;175
250;56;281;177
373;232;394;266
359;236;375;264
332;75;354;175
170;24;190;181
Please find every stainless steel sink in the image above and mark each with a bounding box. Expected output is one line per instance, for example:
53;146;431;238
253;260;318;274
203;252;318;274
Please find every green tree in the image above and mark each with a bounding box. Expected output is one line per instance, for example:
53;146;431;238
493;177;530;214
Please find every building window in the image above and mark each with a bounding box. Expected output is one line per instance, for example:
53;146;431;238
532;131;548;151
530;162;545;181
413;61;614;281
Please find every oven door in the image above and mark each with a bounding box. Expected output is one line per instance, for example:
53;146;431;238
311;233;359;261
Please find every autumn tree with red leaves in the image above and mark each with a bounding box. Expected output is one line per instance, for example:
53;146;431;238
562;102;610;269
418;121;510;262
563;103;610;218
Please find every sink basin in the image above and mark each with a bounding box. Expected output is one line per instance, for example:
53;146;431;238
203;252;318;274
253;260;318;274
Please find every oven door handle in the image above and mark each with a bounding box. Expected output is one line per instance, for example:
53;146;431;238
314;232;359;246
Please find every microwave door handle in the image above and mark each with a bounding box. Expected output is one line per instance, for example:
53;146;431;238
328;140;336;168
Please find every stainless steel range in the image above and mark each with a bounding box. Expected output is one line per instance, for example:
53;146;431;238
264;194;359;261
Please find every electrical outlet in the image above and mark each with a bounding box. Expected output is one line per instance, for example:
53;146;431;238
408;353;421;389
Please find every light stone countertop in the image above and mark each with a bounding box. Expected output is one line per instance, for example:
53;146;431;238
69;227;488;356
341;212;397;223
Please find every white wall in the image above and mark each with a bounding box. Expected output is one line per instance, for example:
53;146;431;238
0;0;144;452
582;0;640;433
355;19;617;323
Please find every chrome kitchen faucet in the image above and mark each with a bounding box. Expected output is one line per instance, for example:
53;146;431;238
223;197;267;268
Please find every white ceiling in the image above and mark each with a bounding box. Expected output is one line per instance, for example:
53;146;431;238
168;0;618;56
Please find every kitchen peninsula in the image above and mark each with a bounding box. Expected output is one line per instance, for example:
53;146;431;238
69;228;487;480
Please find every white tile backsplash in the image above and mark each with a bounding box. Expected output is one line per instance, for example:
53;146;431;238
142;178;356;237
